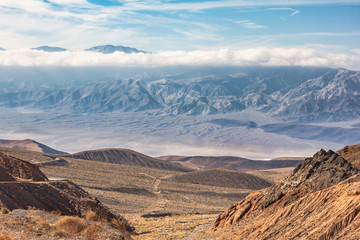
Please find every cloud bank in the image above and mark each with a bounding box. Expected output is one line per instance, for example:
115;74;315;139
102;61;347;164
0;48;359;70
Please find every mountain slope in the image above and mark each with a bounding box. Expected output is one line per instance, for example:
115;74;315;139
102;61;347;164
0;139;68;155
212;145;360;239
272;69;360;122
64;148;191;172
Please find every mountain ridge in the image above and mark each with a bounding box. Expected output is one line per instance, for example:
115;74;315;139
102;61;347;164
85;44;147;54
0;139;68;155
0;67;358;121
212;144;360;239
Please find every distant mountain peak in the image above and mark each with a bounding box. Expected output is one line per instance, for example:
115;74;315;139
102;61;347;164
32;46;68;52
0;139;68;155
0;47;5;51
85;44;147;54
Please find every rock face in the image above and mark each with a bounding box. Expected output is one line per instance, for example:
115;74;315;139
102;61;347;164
212;146;360;239
0;152;48;181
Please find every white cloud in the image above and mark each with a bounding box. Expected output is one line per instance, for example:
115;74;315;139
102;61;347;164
267;7;300;16
0;47;359;70
118;0;360;12
352;49;360;54
226;19;266;29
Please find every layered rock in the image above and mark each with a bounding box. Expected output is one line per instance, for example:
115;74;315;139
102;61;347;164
212;146;360;239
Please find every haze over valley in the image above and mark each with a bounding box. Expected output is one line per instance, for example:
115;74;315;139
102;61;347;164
0;65;359;158
1;1;360;239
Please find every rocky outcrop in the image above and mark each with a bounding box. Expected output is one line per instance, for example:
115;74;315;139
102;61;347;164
212;146;360;239
0;152;48;181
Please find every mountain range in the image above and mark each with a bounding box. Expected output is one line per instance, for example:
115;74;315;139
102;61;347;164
2;44;147;54
1;67;358;122
0;66;359;157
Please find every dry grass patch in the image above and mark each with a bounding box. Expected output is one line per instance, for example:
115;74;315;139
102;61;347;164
0;233;14;240
111;218;128;232
126;213;218;240
53;216;88;236
0;207;9;214
85;211;99;221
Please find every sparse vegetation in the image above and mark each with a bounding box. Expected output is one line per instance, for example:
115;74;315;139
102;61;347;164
0;232;14;240
111;218;128;232
85;211;99;221
0;207;9;214
53;216;88;235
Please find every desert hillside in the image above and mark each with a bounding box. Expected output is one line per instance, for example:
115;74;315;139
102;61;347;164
64;148;191;172
212;145;360;239
159;155;304;171
165;168;272;189
0;139;67;154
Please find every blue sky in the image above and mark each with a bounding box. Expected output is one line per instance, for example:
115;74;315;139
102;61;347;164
0;0;359;51
0;1;359;69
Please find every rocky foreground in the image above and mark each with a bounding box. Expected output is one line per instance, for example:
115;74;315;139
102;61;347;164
212;144;360;239
0;151;133;239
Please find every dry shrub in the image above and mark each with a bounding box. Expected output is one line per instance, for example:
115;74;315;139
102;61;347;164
111;218;127;232
53;216;88;235
50;210;62;216
0;232;14;240
85;211;98;221
27;206;38;210
84;224;103;239
0;207;9;214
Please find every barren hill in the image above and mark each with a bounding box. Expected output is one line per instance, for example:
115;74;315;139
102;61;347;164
0;139;67;154
212;145;360;239
158;155;303;172
64;148;191;172
165;168;272;190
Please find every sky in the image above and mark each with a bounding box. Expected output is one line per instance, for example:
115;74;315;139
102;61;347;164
0;0;360;69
